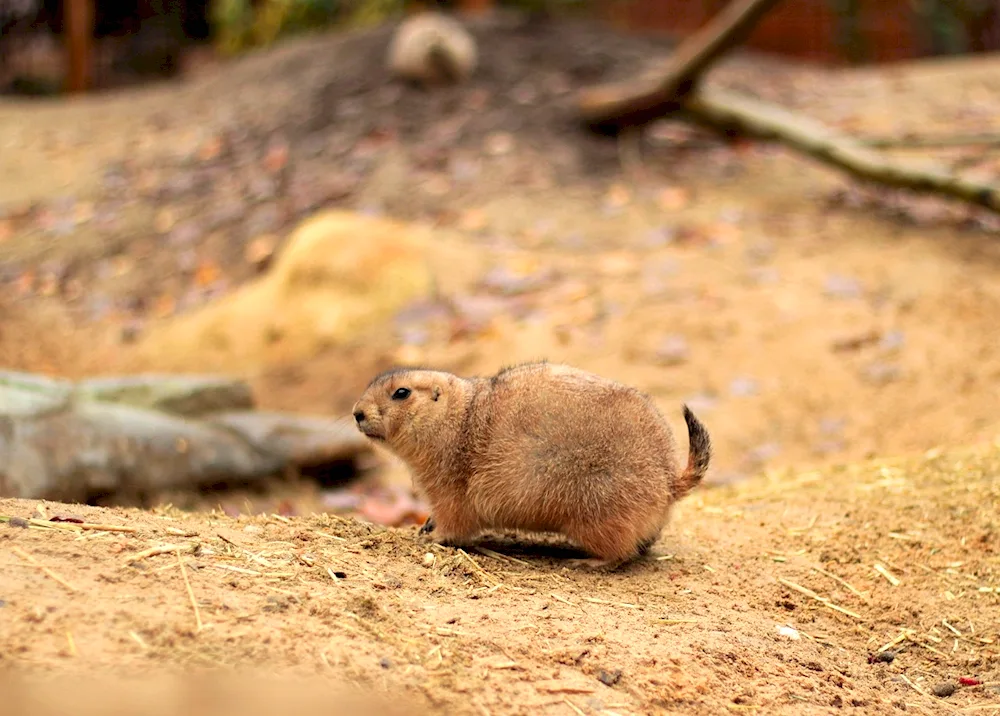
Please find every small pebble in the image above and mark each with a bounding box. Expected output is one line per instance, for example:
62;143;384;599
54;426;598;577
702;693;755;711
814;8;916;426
729;376;759;397
823;274;863;300
379;657;392;669
597;669;622;686
8;517;29;529
932;682;956;698
861;362;902;386
869;650;895;664
654;334;690;366
777;625;800;640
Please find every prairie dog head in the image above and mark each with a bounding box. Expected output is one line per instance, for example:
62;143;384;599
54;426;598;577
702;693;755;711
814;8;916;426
352;369;462;462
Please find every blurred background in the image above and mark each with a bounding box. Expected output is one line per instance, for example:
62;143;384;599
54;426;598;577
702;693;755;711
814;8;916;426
4;0;1000;94
1;0;999;523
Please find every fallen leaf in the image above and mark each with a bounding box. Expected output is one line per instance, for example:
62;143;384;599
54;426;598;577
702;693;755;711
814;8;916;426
152;294;177;319
198;135;223;162
154;208;176;234
484;132;514;156
15;270;35;296
657;186;690;211
458;208;488;232
49;514;85;524
194;261;221;287
604;183;631;209
245;235;277;268
264;140;289;174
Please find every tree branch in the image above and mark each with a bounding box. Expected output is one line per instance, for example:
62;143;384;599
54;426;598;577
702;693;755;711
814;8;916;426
578;0;786;133
681;86;1000;214
860;131;1000;150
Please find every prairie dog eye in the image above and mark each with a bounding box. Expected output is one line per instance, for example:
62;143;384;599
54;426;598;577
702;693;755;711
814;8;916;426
391;387;411;401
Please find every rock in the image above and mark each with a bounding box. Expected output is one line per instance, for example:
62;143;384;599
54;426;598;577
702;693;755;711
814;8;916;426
134;211;435;373
776;625;800;640
932;682;956;698
597;669;622;686
868;650;895;664
386;12;478;86
76;375;255;416
0;371;373;502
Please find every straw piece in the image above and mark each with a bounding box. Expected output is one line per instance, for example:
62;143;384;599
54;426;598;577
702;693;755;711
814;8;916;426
13;547;78;592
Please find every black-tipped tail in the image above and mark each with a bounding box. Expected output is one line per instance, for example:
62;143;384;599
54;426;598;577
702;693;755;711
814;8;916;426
677;405;711;498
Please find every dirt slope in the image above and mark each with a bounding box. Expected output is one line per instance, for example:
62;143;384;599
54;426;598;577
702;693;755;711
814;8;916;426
2;440;997;715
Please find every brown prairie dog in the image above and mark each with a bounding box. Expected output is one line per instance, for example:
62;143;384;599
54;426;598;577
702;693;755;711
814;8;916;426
351;361;712;569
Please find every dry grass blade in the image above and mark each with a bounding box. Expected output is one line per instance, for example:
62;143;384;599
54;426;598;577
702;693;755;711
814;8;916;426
942;620;963;637
124;542;199;564
811;565;870;602
177;548;204;632
13;546;78;592
457;548;500;586
476;546;532;566
0;514;138;533
874;563;901;586
777;577;863;620
879;631;909;653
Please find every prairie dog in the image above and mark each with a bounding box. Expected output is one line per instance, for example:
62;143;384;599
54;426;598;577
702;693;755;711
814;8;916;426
386;12;478;86
351;361;711;568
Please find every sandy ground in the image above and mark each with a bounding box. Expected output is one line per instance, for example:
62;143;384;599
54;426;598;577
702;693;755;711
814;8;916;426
2;440;999;714
1;15;1000;715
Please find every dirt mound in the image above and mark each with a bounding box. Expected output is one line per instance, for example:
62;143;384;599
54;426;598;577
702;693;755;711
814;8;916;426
133;211;437;374
2;441;998;714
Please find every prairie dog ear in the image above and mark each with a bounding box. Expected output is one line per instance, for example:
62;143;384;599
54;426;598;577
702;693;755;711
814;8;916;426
431;385;442;401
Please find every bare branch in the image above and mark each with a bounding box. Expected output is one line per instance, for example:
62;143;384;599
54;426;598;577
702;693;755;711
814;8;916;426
578;0;785;132
682;86;1000;214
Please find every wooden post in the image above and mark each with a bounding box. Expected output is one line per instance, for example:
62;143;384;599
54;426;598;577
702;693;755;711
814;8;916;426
65;0;95;93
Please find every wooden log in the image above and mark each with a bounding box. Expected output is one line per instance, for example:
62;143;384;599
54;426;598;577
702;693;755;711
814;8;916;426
682;86;1000;214
577;0;785;133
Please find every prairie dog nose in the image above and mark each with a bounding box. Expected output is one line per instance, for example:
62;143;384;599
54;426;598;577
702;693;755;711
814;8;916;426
353;409;366;424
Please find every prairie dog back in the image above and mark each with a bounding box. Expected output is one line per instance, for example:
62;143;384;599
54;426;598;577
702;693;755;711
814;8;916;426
352;361;711;567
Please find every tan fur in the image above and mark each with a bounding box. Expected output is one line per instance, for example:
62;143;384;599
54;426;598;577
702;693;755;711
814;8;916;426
351;361;711;568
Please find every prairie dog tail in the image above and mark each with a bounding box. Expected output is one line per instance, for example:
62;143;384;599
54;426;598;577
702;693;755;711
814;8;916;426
675;405;711;498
